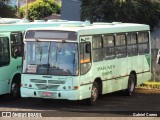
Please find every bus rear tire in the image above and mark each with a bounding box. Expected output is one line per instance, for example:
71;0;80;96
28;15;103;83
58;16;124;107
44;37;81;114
85;81;99;106
125;74;136;96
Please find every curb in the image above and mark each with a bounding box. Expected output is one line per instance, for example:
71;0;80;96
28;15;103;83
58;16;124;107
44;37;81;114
135;88;160;94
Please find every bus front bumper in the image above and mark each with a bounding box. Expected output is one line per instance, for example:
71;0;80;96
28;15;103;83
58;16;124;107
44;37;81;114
21;87;82;100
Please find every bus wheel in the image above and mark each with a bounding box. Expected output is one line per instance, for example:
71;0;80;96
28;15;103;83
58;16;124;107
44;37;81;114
10;79;20;99
85;81;99;105
126;74;136;96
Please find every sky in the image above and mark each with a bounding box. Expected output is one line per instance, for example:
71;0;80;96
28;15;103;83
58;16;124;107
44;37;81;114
9;0;23;6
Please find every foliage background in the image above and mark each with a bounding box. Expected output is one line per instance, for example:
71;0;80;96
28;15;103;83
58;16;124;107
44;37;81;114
19;0;61;20
81;0;160;30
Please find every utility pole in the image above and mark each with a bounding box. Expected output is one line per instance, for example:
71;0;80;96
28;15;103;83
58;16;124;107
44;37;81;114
25;0;28;19
17;0;20;17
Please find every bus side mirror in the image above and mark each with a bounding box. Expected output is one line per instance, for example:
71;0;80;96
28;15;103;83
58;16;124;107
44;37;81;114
157;49;160;64
85;44;91;53
157;57;160;64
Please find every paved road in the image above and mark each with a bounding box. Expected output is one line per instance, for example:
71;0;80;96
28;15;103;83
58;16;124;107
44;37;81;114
0;89;160;118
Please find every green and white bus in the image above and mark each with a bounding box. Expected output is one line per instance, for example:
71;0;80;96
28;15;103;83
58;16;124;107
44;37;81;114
21;22;151;105
0;19;89;99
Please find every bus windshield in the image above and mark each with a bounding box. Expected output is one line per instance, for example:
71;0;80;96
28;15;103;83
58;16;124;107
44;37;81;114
23;42;78;76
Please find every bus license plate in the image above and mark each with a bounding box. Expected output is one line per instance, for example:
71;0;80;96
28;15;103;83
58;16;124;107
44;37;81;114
42;92;52;97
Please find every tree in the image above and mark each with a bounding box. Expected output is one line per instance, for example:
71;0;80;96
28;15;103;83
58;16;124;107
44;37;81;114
81;0;160;30
19;0;61;20
0;0;9;3
0;0;16;18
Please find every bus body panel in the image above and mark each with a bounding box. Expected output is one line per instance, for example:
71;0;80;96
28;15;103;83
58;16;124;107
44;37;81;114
137;72;151;85
21;74;92;100
0;67;11;95
102;77;129;94
21;87;81;100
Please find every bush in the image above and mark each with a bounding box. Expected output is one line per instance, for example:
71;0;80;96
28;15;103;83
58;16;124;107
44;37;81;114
20;0;61;20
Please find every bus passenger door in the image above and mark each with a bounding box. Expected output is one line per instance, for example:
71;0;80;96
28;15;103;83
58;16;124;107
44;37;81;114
79;40;92;98
9;32;23;90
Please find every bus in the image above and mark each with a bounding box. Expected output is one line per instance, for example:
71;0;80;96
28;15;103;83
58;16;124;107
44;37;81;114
0;19;90;99
21;22;151;105
0;18;21;23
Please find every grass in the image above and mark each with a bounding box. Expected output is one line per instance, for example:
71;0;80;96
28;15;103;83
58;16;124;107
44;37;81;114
137;81;160;90
135;81;160;94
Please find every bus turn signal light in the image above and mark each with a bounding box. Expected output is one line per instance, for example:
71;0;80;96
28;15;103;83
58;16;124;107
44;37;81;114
29;84;32;88
74;86;78;90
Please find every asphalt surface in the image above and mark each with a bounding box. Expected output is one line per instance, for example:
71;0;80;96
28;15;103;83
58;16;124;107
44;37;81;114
0;89;160;118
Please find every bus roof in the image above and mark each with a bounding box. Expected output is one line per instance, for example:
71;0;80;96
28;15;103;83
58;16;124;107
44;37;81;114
0;19;90;32
0;18;22;24
26;22;150;36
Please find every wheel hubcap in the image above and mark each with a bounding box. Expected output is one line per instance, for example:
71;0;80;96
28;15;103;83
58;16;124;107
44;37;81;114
130;78;135;92
91;86;98;102
11;83;18;96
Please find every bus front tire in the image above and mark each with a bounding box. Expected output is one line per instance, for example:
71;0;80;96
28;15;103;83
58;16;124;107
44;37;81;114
125;74;136;96
10;79;21;99
85;81;99;105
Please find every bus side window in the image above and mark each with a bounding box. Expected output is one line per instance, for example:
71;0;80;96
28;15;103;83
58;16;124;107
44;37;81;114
103;35;115;60
115;34;127;58
138;32;149;55
80;42;91;75
92;36;103;62
127;33;138;56
0;37;10;66
11;32;23;58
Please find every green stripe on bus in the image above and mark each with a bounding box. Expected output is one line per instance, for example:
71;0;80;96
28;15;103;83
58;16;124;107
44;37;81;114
145;54;151;67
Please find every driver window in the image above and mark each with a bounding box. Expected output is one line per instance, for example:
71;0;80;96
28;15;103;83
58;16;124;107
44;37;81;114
80;42;91;75
11;32;23;58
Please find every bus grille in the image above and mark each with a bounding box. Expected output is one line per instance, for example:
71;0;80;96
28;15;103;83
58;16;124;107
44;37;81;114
30;79;65;90
35;84;46;89
35;84;60;90
48;80;65;84
30;79;47;83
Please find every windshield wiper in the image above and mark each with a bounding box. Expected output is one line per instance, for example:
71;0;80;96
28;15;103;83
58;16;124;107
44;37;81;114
72;52;75;75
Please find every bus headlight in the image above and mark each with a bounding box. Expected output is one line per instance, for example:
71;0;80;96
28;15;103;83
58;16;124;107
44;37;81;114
68;86;71;89
63;86;66;90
